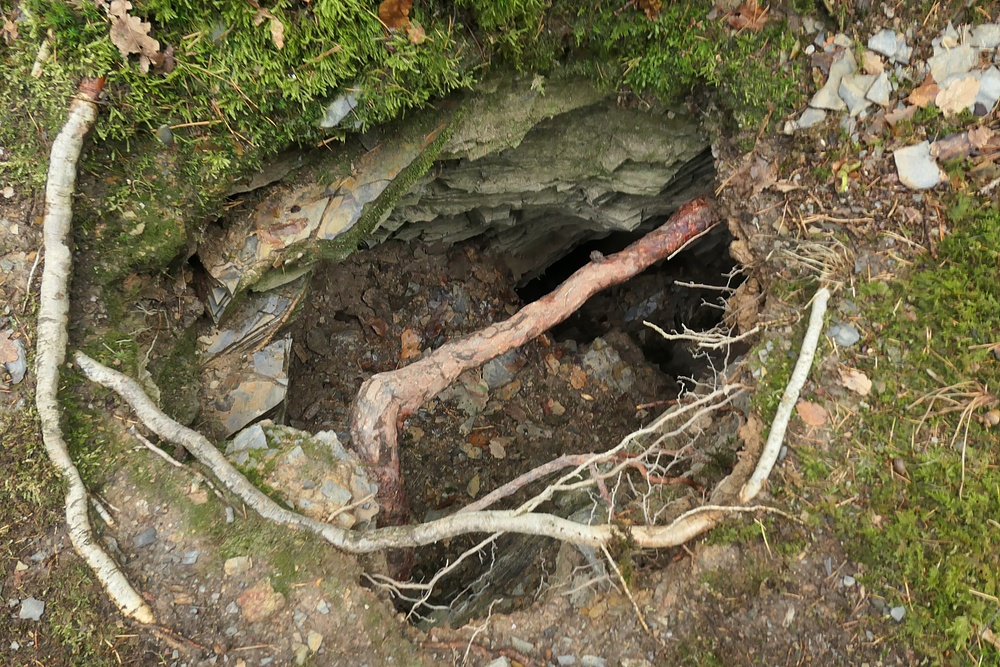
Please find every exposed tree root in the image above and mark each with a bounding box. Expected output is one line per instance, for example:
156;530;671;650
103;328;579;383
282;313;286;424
78;351;764;551
351;196;719;525
740;287;830;502
35;79;155;624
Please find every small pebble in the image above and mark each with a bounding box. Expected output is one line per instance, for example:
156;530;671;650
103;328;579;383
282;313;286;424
557;656;577;666
132;527;157;548
510;636;534;654
581;656;607;667
182;550;200;565
890;606;906;622
18;597;45;621
226;507;235;523
843;575;856;587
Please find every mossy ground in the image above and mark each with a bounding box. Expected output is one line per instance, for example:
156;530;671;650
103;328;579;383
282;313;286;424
1;0;803;285
754;197;1000;664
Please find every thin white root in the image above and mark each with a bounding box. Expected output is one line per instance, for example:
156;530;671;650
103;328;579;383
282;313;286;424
740;287;830;503
35;82;155;624
75;352;771;551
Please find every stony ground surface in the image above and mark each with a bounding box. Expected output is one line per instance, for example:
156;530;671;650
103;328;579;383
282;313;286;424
4;3;1000;667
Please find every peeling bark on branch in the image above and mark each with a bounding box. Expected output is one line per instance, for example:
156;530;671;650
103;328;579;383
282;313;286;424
35;79;155;624
351;196;718;524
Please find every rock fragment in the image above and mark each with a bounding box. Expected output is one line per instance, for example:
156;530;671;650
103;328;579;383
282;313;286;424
893;141;944;190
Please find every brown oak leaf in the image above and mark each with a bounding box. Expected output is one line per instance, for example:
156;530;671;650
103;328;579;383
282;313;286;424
378;0;412;30
108;0;161;73
796;400;828;426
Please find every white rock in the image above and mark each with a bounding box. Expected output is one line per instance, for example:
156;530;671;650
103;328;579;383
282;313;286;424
928;44;978;82
894;141;944;190
839;74;875;115
970;23;1000;49
866;71;892;106
319;93;359;129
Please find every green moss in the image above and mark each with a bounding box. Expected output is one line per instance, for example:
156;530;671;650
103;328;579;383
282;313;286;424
819;199;1000;663
149;325;202;426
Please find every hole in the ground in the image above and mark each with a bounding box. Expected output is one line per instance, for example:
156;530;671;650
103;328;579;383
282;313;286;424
285;207;746;629
515;223;741;385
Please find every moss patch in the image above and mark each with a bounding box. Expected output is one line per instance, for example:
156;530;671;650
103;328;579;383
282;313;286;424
815;198;1000;663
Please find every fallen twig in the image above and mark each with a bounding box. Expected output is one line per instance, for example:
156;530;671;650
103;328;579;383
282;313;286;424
35;78;154;624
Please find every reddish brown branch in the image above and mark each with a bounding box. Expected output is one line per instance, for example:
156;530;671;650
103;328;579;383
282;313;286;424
350;197;717;527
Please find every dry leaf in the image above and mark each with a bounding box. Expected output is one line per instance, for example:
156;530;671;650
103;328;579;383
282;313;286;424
2;17;18;44
935;75;978;117
637;0;662;20
796;400;828;426
907;81;940;108
378;0;412;30
569;366;587;390
253;9;285;50
489;437;510;459
368;318;389;337
406;22;426;45
0;331;19;364
108;0;161;73
399;328;421;361
839;368;872;396
466;473;480;498
726;0;769;31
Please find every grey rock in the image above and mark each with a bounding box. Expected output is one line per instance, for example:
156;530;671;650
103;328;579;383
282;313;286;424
260;658;275;667
833;33;852;48
868;29;910;63
581;657;608;667
557;656;577;666
316;598;330;615
890;605;906;622
810;48;856;110
484;659;512;667
867;29;898;57
483;350;520;389
18;597;44;621
181;550;200;565
9;641;19;650
228;424;268;455
843;575;857;587
866;71;892;107
319;92;359;129
827;323;861;347
928;44;977;83
293;609;308;627
132;527;157;549
225;507;235;523
797;107;827;129
320;480;351;505
226;601;240;615
976;67;1000;109
839;74;875;116
970;23;1000;49
894;141;943;190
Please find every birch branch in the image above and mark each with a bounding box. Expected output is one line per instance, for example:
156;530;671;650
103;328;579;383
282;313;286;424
36;79;155;624
740;287;830;502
